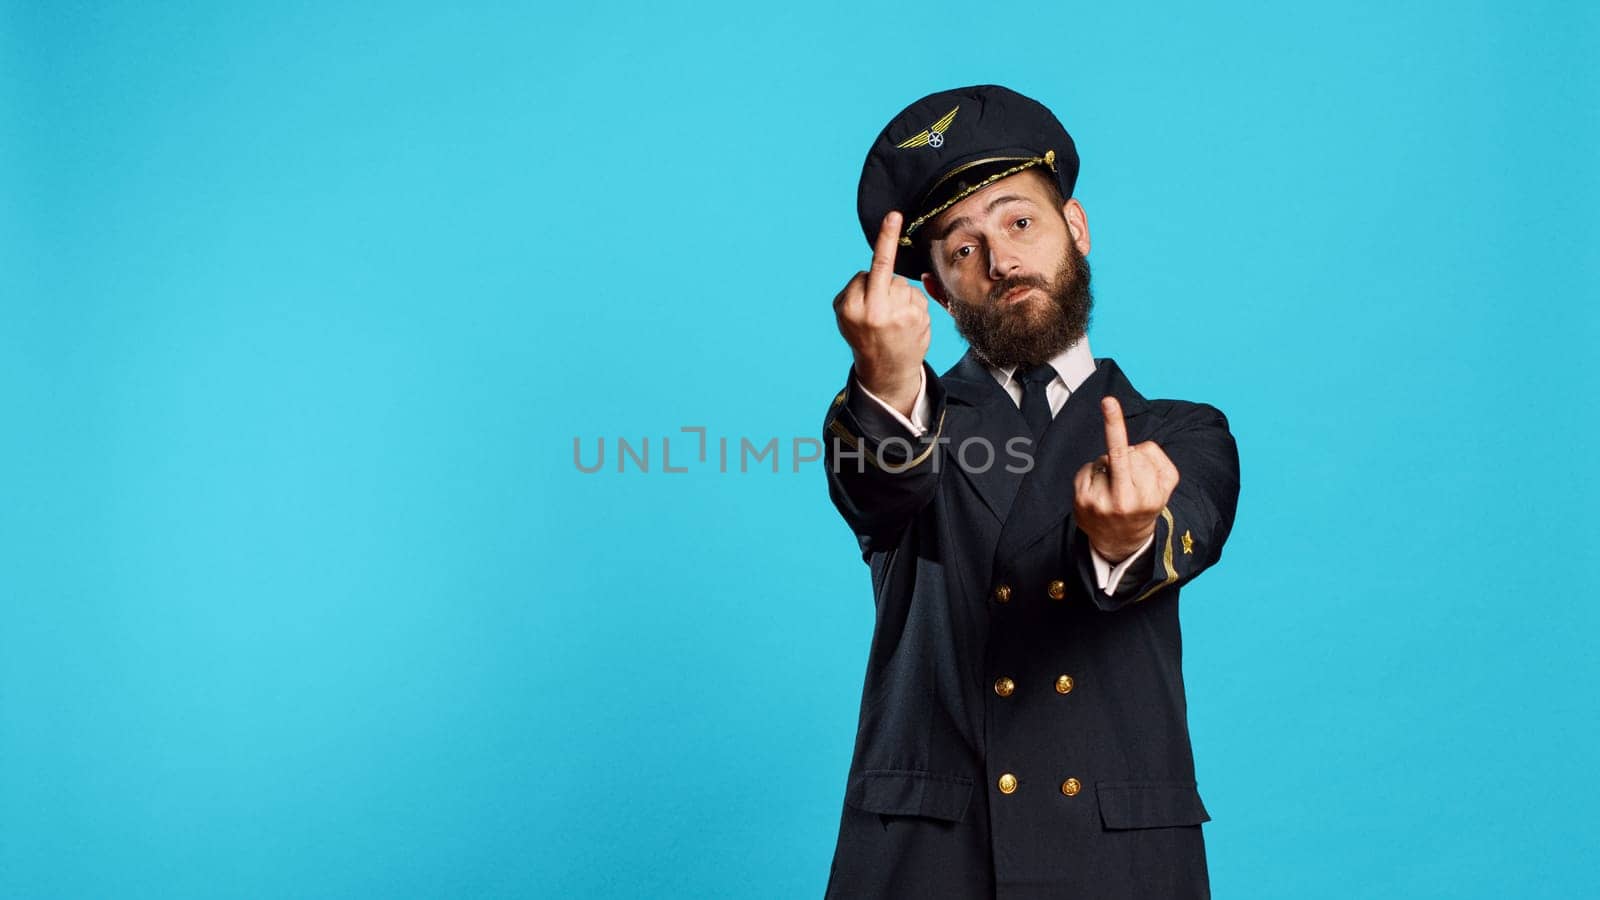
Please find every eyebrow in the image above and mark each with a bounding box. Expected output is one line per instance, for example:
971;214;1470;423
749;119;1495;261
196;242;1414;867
927;193;1037;243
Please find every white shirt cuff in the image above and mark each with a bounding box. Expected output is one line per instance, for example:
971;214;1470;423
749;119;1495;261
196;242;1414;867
1091;533;1157;594
855;367;931;437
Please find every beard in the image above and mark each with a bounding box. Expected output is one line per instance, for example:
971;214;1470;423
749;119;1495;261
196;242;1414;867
945;240;1093;369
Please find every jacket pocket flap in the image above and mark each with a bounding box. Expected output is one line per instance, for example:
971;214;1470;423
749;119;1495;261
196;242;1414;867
1096;780;1211;829
846;769;974;823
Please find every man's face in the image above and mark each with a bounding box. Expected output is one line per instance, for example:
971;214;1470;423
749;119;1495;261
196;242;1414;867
920;169;1093;369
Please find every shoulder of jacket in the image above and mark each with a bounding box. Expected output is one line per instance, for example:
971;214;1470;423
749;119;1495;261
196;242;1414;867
1146;397;1231;430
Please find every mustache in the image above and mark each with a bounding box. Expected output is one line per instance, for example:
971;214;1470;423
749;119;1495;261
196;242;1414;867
987;273;1051;305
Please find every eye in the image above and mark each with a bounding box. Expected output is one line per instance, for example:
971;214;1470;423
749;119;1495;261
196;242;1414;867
1013;216;1032;230
952;245;975;263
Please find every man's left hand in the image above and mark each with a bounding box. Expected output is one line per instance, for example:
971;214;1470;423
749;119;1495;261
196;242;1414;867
1073;396;1180;563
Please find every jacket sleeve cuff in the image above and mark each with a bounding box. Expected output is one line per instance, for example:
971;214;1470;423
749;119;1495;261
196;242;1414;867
1073;506;1182;611
826;361;946;472
1090;533;1157;594
847;366;930;438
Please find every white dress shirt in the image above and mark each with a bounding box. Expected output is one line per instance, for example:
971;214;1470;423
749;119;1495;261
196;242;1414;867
857;335;1156;594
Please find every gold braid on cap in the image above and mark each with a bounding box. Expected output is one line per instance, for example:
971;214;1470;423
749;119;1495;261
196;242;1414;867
899;149;1058;247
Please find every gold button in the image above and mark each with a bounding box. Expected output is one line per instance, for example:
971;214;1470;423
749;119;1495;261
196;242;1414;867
1055;675;1075;694
998;773;1018;794
1048;579;1066;600
993;676;1015;697
993;584;1012;603
1060;777;1081;797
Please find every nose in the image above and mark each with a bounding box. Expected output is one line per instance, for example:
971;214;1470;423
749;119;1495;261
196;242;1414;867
987;237;1022;281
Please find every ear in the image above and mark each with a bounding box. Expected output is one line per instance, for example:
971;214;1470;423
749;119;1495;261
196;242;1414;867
1063;197;1091;256
921;271;950;310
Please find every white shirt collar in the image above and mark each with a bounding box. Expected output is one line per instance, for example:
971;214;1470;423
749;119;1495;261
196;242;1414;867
993;335;1097;393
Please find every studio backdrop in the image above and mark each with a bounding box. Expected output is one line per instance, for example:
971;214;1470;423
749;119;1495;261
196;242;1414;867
3;1;1597;897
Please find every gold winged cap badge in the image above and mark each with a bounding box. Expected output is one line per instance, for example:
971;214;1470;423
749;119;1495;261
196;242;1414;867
896;106;959;149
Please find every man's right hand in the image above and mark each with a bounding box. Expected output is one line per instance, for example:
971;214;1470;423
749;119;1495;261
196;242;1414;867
832;210;931;418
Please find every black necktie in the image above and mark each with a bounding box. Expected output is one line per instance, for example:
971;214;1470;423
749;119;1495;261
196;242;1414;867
1018;363;1057;438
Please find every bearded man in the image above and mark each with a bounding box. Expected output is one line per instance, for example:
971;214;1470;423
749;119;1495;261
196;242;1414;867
821;85;1242;899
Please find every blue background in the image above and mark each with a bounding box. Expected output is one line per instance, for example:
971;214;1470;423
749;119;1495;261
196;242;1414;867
4;1;1597;897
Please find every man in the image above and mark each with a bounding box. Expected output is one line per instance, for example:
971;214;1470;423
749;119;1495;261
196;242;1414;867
821;85;1241;899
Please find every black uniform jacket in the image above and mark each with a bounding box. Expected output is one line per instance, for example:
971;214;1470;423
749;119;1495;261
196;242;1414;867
820;350;1240;900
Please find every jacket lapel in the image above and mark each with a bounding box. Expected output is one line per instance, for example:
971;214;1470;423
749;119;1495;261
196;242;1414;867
994;357;1153;556
941;349;1031;524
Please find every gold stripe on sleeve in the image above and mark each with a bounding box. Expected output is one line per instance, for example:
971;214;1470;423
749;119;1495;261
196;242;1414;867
1132;506;1180;604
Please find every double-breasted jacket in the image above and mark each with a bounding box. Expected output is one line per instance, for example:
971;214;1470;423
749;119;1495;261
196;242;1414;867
820;350;1240;899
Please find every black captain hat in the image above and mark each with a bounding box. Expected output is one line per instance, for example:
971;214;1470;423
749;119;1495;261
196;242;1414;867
857;84;1080;279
